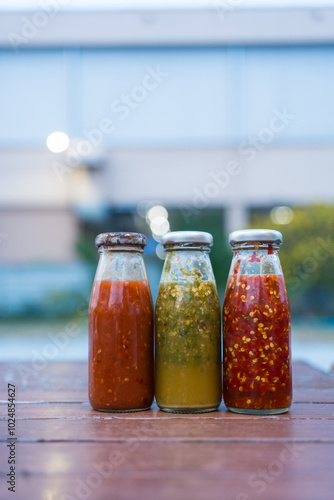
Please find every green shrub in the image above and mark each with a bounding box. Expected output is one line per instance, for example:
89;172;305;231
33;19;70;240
250;204;334;316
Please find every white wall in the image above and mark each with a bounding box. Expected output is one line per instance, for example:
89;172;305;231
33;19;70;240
0;208;79;263
1;146;333;260
1;8;334;47
1;148;334;208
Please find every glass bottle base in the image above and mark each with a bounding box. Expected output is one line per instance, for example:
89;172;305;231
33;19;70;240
159;406;219;414
93;406;151;413
227;407;290;415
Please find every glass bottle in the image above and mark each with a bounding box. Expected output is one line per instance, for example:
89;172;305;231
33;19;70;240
89;232;154;412
223;229;292;415
155;231;222;413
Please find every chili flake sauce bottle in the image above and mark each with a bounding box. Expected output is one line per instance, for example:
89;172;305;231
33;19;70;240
155;231;222;413
223;229;292;415
89;232;154;412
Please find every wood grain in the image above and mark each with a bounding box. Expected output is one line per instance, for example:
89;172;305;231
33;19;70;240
2;401;334;420
0;361;334;500
0;442;334;500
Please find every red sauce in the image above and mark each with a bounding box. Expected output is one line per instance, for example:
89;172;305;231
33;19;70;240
223;274;292;411
89;280;154;411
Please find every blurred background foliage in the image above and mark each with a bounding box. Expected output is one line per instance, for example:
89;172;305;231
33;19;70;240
75;207;231;301
75;203;334;318
4;204;333;320
250;204;334;317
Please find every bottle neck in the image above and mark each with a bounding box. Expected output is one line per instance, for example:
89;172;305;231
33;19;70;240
164;244;211;253
98;245;144;254
231;242;280;253
229;243;283;276
161;247;215;282
95;247;147;282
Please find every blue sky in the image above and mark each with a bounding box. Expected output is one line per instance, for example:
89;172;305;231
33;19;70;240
1;0;334;10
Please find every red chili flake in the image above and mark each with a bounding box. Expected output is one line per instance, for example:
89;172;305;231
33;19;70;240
233;260;241;274
249;252;261;263
268;245;274;255
223;274;292;411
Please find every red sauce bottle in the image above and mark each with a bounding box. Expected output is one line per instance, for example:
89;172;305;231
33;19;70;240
223;229;292;415
89;232;154;412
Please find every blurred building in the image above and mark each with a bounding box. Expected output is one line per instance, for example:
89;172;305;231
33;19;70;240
0;6;334;313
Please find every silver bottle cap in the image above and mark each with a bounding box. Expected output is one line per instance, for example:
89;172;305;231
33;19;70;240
228;229;283;245
161;231;213;247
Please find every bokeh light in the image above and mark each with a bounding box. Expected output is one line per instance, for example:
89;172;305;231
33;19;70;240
46;132;70;153
270;206;294;225
150;216;170;236
155;243;166;260
146;205;168;223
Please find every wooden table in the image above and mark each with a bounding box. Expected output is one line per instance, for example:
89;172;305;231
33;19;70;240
1;361;334;500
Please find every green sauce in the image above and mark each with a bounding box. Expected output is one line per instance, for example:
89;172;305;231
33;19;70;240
155;280;222;410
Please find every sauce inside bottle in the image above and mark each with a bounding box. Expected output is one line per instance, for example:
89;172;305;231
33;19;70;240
89;279;154;411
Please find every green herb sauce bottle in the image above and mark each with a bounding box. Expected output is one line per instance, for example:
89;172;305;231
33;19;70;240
155;231;222;413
